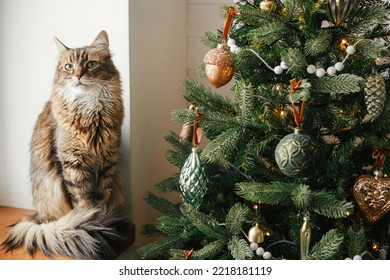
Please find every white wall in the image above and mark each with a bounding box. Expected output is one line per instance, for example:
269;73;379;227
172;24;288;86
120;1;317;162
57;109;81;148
129;0;187;258
0;0;130;211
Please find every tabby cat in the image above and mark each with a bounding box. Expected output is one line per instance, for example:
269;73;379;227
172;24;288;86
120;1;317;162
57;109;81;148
1;31;125;259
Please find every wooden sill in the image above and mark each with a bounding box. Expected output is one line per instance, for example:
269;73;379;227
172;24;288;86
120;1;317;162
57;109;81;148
0;206;135;260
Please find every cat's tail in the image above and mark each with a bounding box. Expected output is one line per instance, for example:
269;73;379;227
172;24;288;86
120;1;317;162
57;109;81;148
1;206;126;259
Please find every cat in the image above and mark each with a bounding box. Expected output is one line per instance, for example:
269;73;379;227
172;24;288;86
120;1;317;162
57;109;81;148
1;31;126;259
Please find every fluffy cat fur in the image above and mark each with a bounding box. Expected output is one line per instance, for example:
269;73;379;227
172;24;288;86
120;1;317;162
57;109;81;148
1;31;126;259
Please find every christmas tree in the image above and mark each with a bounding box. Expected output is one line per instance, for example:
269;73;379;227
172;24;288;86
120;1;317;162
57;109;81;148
139;0;390;260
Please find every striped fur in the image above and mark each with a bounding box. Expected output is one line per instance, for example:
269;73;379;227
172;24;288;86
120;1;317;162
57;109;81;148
1;31;125;259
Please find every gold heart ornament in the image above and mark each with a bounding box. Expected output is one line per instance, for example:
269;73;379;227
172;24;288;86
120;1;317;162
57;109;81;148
353;174;390;223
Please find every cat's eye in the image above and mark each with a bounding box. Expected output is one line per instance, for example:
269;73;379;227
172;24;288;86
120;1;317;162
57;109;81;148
64;63;74;71
86;61;97;69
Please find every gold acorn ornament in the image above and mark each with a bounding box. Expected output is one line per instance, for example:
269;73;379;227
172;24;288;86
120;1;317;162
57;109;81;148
204;6;238;88
324;0;359;26
353;148;390;223
362;71;386;123
204;44;234;88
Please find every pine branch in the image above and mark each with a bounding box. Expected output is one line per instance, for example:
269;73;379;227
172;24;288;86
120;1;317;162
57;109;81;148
165;131;193;153
225;203;250;236
201;110;240;138
191;240;227;260
228;236;254;260
202;31;222;49
306;229;344;260
239;82;256;128
309;191;354;219
156;216;187;235
171;108;196;125
291;185;353;218
184;78;236;114
249;22;289;46
180;204;226;240
154;173;180;192
348;5;389;36
139;234;185;259
201;128;242;163
347;225;367;258
281;48;307;78
311;74;364;94
356;39;390;59
143;192;182;216
235;181;296;205
304;30;332;56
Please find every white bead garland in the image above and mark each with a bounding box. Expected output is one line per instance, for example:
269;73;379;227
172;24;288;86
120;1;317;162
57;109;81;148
262;251;272;260
249;242;259;251
346;45;356;55
227;38;240;54
316;68;326;77
327;66;336;75
307;64;316;74
256;247;265;256
334;62;344;72
248;39;365;78
274;65;283;75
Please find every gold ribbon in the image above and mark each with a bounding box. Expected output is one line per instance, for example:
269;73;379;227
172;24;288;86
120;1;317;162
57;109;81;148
222;6;240;41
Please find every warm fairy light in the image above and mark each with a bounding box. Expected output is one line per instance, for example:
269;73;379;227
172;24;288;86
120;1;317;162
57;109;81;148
339;109;344;114
264;230;271;237
340;39;349;48
372;241;380;251
276;84;281;91
345;210;351;217
280;110;285;117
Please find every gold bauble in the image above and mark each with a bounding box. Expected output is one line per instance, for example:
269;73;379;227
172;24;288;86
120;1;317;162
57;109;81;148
260;0;276;12
248;223;264;244
204;44;234;88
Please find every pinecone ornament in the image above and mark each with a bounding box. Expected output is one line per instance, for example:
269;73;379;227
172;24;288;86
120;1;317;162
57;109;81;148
363;71;386;123
179;147;208;209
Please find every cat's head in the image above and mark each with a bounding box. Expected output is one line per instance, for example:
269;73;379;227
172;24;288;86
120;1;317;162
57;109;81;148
53;31;119;99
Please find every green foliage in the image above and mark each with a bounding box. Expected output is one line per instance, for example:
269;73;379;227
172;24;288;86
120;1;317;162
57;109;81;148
228;236;253;260
346;225;367;258
281;48;307;78
235;181;294;205
191;240;227;260
225;203;250;236
143;192;181;216
180;204;226;240
184;78;236;114
201;128;242;163
139;234;185;259
311;74;364;94
140;0;390;260
306;229;344;260
304;30;332;56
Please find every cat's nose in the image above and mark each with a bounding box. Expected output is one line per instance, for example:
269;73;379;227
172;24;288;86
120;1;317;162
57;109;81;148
74;68;84;79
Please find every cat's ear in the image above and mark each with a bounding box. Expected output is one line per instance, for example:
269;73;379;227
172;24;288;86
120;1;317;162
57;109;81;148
91;30;109;50
54;37;69;53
